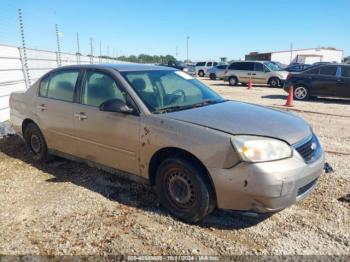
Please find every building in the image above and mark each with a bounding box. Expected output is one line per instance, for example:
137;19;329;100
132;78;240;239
245;47;343;65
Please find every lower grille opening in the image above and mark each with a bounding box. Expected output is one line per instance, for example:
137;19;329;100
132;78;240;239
298;179;317;196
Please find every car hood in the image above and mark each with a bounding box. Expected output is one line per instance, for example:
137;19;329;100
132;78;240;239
166;101;311;145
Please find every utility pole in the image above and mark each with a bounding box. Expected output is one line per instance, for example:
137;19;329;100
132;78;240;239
76;32;80;54
90;37;93;64
55;24;62;66
186;36;190;63
18;9;31;88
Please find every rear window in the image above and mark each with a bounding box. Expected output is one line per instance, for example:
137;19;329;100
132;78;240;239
47;71;79;102
207;62;213;66
213;62;218;66
319;66;337;76
217;65;227;69
341;66;350;78
305;67;320;75
196;62;205;66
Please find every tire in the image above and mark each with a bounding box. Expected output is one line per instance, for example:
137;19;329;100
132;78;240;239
228;76;238;86
198;70;205;77
209;73;216;80
268;77;281;88
24;123;51;162
294;85;310;101
155;157;216;223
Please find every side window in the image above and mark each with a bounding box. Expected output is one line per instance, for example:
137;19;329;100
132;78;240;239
241;62;254;71
305;67;320;75
341;67;350;78
47;71;79;102
213;62;218;66
228;63;241;70
217;65;226;69
39;75;50;97
81;71;126;107
207;62;213;66
254;63;264;72
196;62;205;66
319;66;337;76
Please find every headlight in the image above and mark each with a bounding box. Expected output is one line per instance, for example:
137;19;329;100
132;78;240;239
231;135;292;162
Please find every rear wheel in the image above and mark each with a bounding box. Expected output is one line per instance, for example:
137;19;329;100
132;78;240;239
209;73;216;80
155;157;215;223
294;85;309;100
268;77;280;88
24;123;51;162
198;70;205;77
228;76;238;86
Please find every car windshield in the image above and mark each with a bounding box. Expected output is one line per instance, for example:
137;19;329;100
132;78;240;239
121;70;225;113
264;62;281;71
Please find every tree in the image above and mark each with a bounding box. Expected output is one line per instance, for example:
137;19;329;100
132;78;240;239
343;56;350;63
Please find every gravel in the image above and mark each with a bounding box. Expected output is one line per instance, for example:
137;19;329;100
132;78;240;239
0;78;349;256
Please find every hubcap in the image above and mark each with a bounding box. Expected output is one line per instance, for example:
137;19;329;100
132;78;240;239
30;134;41;153
230;78;236;85
271;79;278;87
167;170;195;209
294;86;307;99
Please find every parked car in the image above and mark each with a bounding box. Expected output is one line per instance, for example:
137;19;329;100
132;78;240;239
195;61;218;77
284;63;312;72
10;64;324;223
271;61;287;69
206;64;228;80
159;60;189;73
284;64;350;100
224;61;289;87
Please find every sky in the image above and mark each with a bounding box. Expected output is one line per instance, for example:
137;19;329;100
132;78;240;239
0;0;349;61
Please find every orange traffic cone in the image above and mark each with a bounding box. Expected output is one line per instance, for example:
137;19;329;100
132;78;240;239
247;77;253;90
285;84;294;107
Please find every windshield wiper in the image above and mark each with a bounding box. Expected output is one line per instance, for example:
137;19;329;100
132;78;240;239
153;99;226;114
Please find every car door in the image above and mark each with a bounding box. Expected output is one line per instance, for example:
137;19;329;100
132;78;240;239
242;62;255;83
337;66;350;98
252;63;267;84
312;65;338;96
74;69;140;175
36;69;82;156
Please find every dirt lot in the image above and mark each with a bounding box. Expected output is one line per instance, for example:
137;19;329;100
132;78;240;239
0;78;349;256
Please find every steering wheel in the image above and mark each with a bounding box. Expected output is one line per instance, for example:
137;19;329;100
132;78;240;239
168;89;186;104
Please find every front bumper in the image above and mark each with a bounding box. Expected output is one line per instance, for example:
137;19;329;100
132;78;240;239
208;144;324;213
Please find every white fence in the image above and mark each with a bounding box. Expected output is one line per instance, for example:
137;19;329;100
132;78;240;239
0;44;129;122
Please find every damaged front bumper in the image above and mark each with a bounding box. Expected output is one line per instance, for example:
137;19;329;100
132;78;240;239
208;146;325;213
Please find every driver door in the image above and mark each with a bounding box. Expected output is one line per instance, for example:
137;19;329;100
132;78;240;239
74;69;141;174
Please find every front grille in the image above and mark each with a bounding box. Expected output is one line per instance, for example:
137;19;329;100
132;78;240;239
295;135;318;163
298;179;317;196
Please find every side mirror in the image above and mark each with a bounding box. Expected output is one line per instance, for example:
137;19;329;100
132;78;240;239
99;99;134;114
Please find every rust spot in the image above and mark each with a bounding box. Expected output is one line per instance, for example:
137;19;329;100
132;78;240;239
140;164;145;169
244;180;248;187
144;127;150;136
137;157;141;162
141;142;146;147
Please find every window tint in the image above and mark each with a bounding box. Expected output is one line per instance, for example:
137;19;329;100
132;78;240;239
196;62;205;66
319;66;337;76
81;71;126;107
207;62;213;66
229;62;252;70
254;63;264;72
217;65;227;69
39;75;50;97
341;66;350;78
47;71;79;102
305;67;320;75
213;62;218;66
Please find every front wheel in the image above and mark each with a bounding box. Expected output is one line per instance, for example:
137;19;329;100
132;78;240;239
209;73;216;80
294;85;309;100
155;158;215;223
198;70;205;77
228;76;238;86
269;77;281;88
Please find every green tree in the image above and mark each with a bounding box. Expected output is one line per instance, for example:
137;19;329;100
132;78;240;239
343;56;350;63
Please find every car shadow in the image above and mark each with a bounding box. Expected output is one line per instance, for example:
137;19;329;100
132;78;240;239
0;135;270;229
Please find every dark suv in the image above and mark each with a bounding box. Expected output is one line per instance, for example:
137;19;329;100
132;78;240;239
284;64;350;100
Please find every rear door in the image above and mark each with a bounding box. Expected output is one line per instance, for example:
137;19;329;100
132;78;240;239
337;66;350;98
74;69;141;174
313;65;338;96
36;69;82;156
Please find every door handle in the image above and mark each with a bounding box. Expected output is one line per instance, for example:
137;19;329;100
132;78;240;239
37;104;47;111
247;73;251;75
251;73;256;75
74;112;88;120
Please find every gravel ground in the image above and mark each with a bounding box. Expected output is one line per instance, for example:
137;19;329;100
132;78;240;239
0;78;349;257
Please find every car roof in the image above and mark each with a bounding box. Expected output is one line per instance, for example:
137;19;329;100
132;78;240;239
51;63;176;72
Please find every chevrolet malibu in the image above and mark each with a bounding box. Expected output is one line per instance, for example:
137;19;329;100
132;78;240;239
10;64;324;223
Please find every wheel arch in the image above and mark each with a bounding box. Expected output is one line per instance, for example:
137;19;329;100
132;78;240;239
22;118;39;135
268;76;281;84
148;147;217;199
